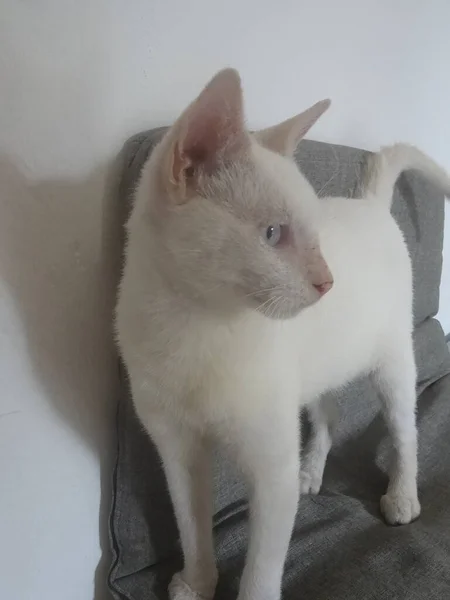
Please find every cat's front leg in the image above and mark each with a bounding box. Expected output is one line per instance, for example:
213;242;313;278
135;400;218;600
232;406;300;600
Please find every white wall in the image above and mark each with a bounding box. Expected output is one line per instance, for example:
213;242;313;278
1;1;449;599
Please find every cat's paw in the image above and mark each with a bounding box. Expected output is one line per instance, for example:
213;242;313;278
169;573;215;600
299;469;322;495
380;491;421;525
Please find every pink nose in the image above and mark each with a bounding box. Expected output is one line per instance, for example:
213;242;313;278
313;280;333;296
306;244;333;297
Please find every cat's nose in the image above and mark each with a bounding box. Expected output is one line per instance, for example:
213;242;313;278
307;250;333;296
313;280;333;296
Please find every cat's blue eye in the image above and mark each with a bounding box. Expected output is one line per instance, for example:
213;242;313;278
264;225;282;247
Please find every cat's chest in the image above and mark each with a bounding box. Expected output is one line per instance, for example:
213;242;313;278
143;313;301;421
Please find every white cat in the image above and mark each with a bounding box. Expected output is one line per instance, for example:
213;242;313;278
115;69;450;600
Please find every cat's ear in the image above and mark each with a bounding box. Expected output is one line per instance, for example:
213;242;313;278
165;68;248;203
255;99;331;156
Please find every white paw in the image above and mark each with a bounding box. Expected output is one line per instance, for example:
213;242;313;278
380;491;421;525
169;573;208;600
299;469;323;495
169;572;216;600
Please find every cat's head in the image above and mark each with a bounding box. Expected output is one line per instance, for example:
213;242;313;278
141;69;332;319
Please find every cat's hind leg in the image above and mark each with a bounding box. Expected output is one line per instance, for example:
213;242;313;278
300;396;337;495
371;336;421;525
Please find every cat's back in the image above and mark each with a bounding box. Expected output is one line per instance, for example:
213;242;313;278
290;195;413;398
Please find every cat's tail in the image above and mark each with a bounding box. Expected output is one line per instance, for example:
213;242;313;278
363;143;450;209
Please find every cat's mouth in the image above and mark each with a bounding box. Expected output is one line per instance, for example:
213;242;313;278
254;292;316;320
251;276;333;319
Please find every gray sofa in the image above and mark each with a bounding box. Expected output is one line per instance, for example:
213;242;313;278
109;129;450;600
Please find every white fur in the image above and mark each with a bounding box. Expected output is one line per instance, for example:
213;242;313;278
116;71;450;600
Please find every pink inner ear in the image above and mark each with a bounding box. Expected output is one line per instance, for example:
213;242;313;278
183;114;238;171
179;69;246;173
184;113;221;164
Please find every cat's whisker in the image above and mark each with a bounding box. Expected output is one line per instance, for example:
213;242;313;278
318;147;340;197
272;297;285;319
257;295;277;314
265;295;283;319
257;297;273;312
318;168;338;198
244;286;286;299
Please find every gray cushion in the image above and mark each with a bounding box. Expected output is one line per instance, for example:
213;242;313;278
109;129;450;600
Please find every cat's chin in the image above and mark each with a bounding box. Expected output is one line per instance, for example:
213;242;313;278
255;301;311;320
249;289;319;320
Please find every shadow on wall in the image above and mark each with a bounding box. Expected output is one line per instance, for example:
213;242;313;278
0;152;126;600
